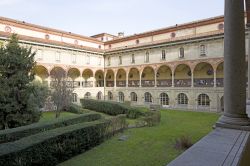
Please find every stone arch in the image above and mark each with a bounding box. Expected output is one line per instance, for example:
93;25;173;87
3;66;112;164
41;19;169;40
82;69;94;87
177;93;188;105
216;62;223;87
141;66;155;87
106;69;114;87
96;91;103;100
193;62;214;87
50;66;66;78
116;68;126;87
118;91;125;103
84;92;91;99
95;70;104;87
157;65;172;87
34;65;49;84
174;64;191;87
67;68;81;88
107;91;113;100
128;68;140;87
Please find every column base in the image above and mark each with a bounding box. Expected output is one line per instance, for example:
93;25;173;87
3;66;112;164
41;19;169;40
216;114;250;131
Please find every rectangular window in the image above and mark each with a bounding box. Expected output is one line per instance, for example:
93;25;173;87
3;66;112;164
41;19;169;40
98;57;102;65
131;54;135;64
37;49;43;60
145;51;149;62
71;54;76;63
107;57;111;66
86;55;90;64
161;50;166;60
179;47;184;58
119;56;122;65
55;51;61;62
200;45;206;56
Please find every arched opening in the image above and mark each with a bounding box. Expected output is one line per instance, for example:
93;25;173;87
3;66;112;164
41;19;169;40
220;96;224;112
82;69;94;87
128;68;140;87
130;92;137;102
34;65;49;85
157;65;172;87
194;62;214;87
144;92;152;103
118;92;124;103
72;93;77;102
216;62;223;87
177;93;188;106
197;94;210;107
174;64;191;87
97;91;103;100
160;93;169;106
50;67;66;87
116;69;126;87
108;91;113;100
141;66;155;87
84;92;91;99
67;68;81;88
95;70;104;87
106;69;114;87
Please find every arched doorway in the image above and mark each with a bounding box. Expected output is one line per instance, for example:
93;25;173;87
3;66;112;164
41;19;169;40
157;65;172;87
82;69;94;87
197;94;210;108
106;69;114;87
128;68;140;87
118;92;125;103
67;68;81;88
130;92;138;102
160;93;169;106
116;69;126;87
95;70;104;87
194;62;214;87
142;66;155;87
108;91;113;100
177;93;188;106
97;91;103;100
174;64;191;87
144;92;152;103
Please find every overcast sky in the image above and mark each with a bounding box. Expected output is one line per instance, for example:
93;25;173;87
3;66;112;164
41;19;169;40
0;0;224;37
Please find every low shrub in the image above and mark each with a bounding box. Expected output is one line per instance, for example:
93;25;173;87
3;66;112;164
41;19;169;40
81;99;143;119
66;103;87;114
0;113;101;143
0;115;127;166
174;135;193;150
106;114;128;137
136;111;161;127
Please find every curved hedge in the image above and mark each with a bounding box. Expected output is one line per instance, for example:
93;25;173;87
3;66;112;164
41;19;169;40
81;99;143;119
0;113;101;143
0;115;127;166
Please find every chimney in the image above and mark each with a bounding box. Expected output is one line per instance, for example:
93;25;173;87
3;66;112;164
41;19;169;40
118;32;124;37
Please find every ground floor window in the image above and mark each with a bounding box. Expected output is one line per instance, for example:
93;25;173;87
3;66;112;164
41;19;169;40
72;93;77;102
144;92;152;103
118;92;124;102
97;91;103;100
198;93;210;106
178;93;188;105
84;92;91;99
108;91;113;100
160;93;169;105
130;92;137;102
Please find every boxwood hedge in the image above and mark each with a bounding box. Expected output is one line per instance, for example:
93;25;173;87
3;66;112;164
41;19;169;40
81;99;143;119
0;115;127;166
0;113;101;143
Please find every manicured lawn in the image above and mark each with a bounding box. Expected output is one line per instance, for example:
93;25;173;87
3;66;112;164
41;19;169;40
39;111;78;122
59;110;219;166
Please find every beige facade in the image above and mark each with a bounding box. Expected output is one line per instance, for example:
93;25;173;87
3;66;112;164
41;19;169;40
0;15;247;112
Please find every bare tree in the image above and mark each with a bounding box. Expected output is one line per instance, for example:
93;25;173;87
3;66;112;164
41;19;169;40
50;68;74;118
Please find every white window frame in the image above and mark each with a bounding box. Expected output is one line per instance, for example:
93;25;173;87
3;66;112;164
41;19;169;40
71;54;76;64
145;51;149;63
55;51;61;62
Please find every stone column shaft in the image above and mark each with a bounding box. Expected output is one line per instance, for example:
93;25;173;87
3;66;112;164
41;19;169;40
217;0;250;127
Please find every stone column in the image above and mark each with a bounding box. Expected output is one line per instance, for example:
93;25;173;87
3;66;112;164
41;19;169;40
213;68;217;88
247;27;250;104
191;70;194;88
139;71;142;87
171;71;174;87
154;70;157;87
114;71;117;88
216;0;250;127
126;72;128;88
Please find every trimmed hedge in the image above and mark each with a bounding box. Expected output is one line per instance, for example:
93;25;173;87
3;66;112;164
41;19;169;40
0;113;101;143
0;115;127;166
66;103;87;114
81;99;143;119
136;111;161;127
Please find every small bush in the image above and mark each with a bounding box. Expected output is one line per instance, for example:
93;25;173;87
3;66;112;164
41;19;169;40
0;115;127;166
136;111;161;127
0;113;101;143
66;104;86;114
81;99;143;119
174;135;193;150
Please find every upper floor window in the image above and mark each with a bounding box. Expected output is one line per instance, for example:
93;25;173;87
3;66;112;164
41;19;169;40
71;54;76;63
119;56;122;65
145;51;149;63
86;55;90;64
179;47;184;58
200;44;206;56
36;49;43;60
161;50;166;60
107;57;111;66
131;54;135;64
98;57;102;65
55;51;61;62
109;44;112;49
136;39;139;44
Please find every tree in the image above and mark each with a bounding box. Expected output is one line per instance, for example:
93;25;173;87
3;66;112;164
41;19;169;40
50;68;74;118
0;34;41;129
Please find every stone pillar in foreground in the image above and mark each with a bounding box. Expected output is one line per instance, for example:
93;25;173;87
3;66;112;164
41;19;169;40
247;27;250;104
216;0;250;127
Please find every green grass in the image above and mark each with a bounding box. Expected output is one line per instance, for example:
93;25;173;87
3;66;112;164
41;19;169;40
58;110;219;166
39;111;78;122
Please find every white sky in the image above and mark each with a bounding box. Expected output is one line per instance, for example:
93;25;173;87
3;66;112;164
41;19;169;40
0;0;224;37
